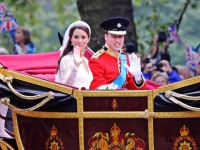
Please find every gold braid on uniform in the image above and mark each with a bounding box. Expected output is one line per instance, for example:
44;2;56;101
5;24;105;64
91;48;105;59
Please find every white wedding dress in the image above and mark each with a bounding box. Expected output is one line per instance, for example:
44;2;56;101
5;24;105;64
55;52;93;89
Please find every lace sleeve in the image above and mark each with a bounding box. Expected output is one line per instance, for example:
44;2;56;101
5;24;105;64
59;55;79;85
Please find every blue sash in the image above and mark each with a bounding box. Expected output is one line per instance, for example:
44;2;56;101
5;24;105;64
112;53;127;88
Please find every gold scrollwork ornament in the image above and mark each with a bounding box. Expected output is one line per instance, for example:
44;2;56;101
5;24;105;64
112;98;118;110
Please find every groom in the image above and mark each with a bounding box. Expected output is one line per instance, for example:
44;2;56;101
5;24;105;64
89;17;146;90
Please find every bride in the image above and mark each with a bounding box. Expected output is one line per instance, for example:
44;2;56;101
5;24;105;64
55;21;93;89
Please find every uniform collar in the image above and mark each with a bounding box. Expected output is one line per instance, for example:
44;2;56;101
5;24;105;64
103;45;119;59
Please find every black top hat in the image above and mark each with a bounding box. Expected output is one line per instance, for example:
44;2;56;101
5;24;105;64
100;17;129;35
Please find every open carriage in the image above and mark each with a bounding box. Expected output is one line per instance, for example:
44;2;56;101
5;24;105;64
0;51;200;150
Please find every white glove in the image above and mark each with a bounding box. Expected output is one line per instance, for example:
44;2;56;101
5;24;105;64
124;53;143;83
73;46;84;66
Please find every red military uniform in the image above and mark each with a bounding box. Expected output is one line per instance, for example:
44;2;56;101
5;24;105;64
89;47;146;90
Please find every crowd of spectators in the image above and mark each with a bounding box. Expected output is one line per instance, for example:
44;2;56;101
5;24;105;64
0;27;198;87
123;31;196;86
0;26;36;55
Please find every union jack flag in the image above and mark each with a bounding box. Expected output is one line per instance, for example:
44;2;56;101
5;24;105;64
0;3;18;33
168;25;182;45
186;44;200;73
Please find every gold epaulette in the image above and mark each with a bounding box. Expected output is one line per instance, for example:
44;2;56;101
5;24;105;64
91;49;105;59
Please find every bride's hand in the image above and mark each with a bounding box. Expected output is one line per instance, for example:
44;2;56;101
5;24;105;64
73;46;84;66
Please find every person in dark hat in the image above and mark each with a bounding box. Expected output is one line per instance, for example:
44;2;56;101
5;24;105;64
124;42;137;54
89;17;146;90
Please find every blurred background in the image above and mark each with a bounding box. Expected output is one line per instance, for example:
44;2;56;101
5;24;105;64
0;0;199;66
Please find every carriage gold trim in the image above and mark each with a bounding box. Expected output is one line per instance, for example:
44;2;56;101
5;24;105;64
1;66;200;149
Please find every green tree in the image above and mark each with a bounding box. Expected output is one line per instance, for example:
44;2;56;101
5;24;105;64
133;0;199;65
0;0;199;66
77;0;138;51
0;0;79;53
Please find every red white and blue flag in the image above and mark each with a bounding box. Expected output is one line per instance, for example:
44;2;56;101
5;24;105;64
0;3;18;33
168;25;182;45
186;43;200;72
